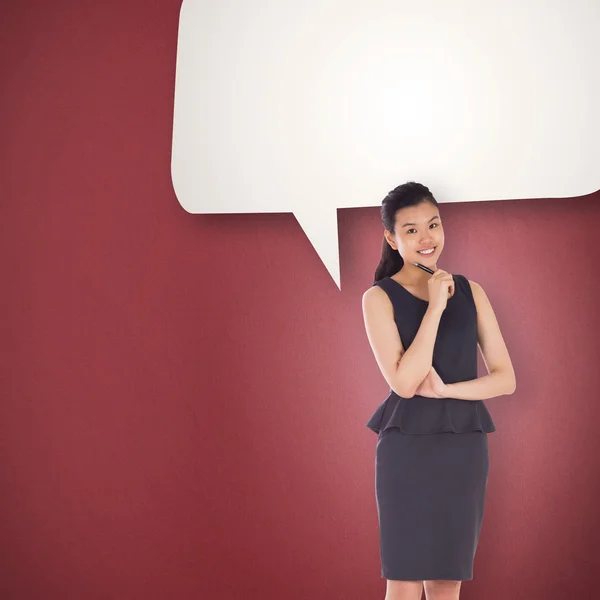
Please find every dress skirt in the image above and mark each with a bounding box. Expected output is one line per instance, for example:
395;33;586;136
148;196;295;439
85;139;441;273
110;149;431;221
375;427;489;581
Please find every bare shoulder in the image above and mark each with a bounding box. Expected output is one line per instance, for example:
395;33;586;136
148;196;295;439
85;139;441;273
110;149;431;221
468;278;495;318
362;283;393;316
468;279;485;297
468;279;498;310
362;283;387;302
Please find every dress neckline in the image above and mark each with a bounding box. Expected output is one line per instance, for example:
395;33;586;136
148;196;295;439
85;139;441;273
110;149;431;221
387;274;457;304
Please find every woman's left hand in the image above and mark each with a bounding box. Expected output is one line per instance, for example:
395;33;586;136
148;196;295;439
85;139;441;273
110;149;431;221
414;365;449;398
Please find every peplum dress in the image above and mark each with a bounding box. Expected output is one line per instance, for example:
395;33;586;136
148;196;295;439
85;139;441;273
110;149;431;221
366;273;496;581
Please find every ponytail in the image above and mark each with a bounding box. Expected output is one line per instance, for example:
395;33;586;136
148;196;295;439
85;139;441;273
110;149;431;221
373;234;403;284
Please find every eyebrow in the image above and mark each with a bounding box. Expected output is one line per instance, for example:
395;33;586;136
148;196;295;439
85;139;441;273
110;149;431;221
400;215;440;228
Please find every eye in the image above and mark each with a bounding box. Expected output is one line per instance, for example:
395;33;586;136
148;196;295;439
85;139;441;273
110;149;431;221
407;223;439;234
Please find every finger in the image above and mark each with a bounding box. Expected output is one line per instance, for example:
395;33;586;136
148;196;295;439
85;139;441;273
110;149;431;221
433;271;451;280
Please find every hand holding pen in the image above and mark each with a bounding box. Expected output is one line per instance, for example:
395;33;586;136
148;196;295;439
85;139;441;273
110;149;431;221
412;262;455;311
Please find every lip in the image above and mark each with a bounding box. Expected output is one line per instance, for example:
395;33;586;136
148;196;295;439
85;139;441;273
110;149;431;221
417;246;437;256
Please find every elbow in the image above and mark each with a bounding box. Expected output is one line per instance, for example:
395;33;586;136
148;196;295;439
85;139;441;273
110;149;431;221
391;381;416;399
492;367;516;396
393;368;422;399
505;374;517;395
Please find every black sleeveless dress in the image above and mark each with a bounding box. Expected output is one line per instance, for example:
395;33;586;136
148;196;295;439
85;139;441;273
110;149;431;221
366;274;496;581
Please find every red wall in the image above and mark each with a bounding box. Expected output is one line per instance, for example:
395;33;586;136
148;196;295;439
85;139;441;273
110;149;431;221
1;1;599;598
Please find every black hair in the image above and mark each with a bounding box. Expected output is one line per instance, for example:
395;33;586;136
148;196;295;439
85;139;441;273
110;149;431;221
373;181;439;283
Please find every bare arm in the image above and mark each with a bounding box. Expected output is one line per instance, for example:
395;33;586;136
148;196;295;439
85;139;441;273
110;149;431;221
362;286;444;398
443;280;516;401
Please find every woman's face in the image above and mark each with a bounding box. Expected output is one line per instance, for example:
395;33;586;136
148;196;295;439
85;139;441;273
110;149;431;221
385;202;444;266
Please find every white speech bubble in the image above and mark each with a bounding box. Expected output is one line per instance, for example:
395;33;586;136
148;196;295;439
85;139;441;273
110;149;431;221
171;0;599;288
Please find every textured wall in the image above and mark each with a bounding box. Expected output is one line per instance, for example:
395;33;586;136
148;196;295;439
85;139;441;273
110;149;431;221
1;1;599;598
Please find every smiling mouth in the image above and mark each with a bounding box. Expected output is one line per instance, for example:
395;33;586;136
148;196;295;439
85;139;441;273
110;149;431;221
417;246;437;256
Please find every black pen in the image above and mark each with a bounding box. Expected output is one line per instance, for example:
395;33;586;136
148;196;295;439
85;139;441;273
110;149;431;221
412;262;435;274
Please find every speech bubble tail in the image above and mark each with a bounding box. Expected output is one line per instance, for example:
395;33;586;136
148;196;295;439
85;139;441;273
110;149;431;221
293;207;341;290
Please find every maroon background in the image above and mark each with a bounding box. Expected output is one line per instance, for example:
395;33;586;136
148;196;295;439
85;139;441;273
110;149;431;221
2;1;599;598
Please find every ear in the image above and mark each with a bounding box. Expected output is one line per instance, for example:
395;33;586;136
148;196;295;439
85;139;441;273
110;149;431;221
384;229;397;250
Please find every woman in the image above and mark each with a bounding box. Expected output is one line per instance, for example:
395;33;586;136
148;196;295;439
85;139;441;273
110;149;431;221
362;182;516;600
